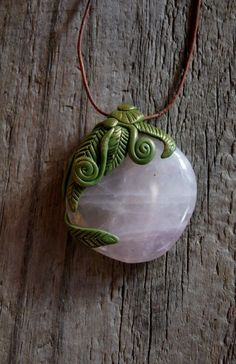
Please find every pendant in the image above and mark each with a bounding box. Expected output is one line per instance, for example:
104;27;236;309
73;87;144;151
63;104;197;263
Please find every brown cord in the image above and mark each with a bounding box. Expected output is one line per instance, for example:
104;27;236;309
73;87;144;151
77;0;109;116
77;0;201;120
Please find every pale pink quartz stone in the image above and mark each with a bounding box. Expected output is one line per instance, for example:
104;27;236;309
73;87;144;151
67;140;197;263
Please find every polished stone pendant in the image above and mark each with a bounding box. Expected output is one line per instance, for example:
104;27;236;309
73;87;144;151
63;104;197;263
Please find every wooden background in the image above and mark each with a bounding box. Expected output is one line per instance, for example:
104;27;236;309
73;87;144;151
0;0;235;363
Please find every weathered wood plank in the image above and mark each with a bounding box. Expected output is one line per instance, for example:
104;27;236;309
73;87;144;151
0;0;235;363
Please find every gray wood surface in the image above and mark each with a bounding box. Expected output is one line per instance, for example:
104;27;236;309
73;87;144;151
0;0;235;363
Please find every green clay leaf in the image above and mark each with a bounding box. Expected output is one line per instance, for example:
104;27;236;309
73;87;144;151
66;179;84;212
64;127;107;211
110;107;144;124
65;213;119;248
73;127;107;164
134;121;176;158
105;126;129;173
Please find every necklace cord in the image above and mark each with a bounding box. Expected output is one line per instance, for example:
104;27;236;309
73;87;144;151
77;0;201;120
77;0;109;116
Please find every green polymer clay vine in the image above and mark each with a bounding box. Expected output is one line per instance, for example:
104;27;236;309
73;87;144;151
64;104;176;248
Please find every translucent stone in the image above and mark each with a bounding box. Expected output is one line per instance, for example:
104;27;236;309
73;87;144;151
67;140;197;263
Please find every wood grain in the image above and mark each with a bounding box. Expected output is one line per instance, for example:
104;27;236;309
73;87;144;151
0;0;235;363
